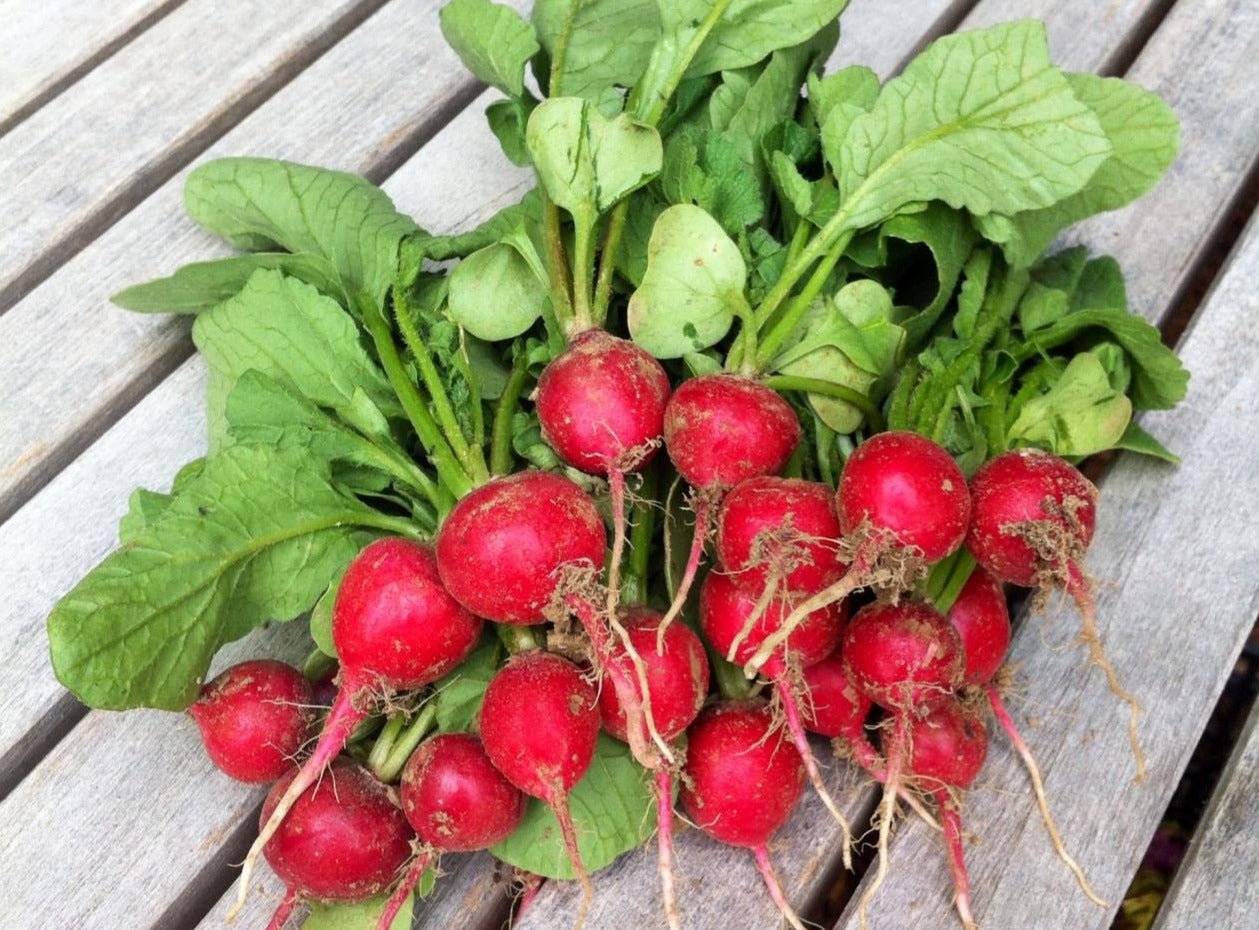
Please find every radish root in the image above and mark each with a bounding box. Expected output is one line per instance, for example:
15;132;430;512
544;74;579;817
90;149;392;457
752;844;807;930
774;672;854;869
860;714;905;930
936;791;977;930
655;768;681;930
986;685;1107;907
658;490;714;645
552;790;592;930
376;847;435;930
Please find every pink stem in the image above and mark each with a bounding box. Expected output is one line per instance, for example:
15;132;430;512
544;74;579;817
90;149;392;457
840;732;940;832
935;790;977;930
376;848;435;930
264;887;299;930
752;844;806;930
551;789;592;927
658;492;712;644
655;768;681;930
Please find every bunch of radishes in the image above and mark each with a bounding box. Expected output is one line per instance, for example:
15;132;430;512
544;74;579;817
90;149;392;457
186;339;1132;930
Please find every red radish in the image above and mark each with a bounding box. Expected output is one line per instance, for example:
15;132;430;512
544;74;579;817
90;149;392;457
259;759;413;929
233;538;482;915
946;568;1011;687
898;699;988;930
967;448;1144;781
799;652;870;743
536;330;670;476
594;608;709;930
944;569;1105;907
480;651;601;910
842;600;964;712
746;432;970;677
716;477;844;594
680;701;808;929
376;733;527;930
436;471;606;625
189;659;314;783
698;570;852;859
658;374;802;636
842;600;964;928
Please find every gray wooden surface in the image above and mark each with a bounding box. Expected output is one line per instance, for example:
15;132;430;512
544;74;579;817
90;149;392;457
0;0;1256;928
1153;693;1259;930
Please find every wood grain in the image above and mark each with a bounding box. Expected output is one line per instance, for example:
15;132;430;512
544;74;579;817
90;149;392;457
0;0;182;133
1152;694;1259;930
0;0;489;521
833;205;1259;930
0;0;388;314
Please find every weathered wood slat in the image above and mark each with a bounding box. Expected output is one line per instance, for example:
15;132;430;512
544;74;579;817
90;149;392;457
1152;693;1259;930
827;0;972;77
0;0;179;133
834;203;1259;930
0;0;500;525
0;0;386;315
0;0;503;788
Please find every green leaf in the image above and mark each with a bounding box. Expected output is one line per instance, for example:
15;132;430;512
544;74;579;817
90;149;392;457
1114;420;1179;464
772;279;904;432
192;270;400;443
433;640;501;732
440;0;540;97
118;489;173;544
448;242;550;341
111;253;344;314
525;97;663;216
304;889;422;930
490;736;655;879
627;204;749;358
1008;352;1133;456
664;0;849;78
834;21;1111;232
486;97;534;167
976;74;1180;267
47;445;388;710
183;158;417;304
310;574;340;658
808;65;879;129
661;128;764;236
617;187;669;286
1017;307;1188;410
412;189;543;263
533;0;661;100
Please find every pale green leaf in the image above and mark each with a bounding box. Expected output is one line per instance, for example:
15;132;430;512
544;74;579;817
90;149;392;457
627;204;749;358
1009;352;1133;456
448;242;549;341
533;0;660;99
111;253;344;314
440;0;540;97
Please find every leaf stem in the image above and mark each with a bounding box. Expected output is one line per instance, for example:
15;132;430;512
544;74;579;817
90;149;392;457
491;349;531;475
393;292;488;483
541;191;576;332
377;702;439;783
570;212;597;331
623;462;659;605
360;297;476;498
764;375;885;434
496;624;540;653
367;712;406;774
755;231;853;368
592;202;627;322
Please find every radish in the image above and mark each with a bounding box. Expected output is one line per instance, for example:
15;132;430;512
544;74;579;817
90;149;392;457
944;566;1105;907
967;448;1144;780
842;599;964;927
698;570;853;861
945;568;1011;688
233;538;483;915
679;701;808;929
189;659;314;784
480;651;601;911
436;470;606;625
593;607;709;930
259;759;413;930
896;699;988;930
746;432;970;677
716;477;844;595
659;374;802;635
376;733;527;930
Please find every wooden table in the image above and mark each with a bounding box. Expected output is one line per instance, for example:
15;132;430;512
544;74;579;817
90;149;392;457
1;1;1256;927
